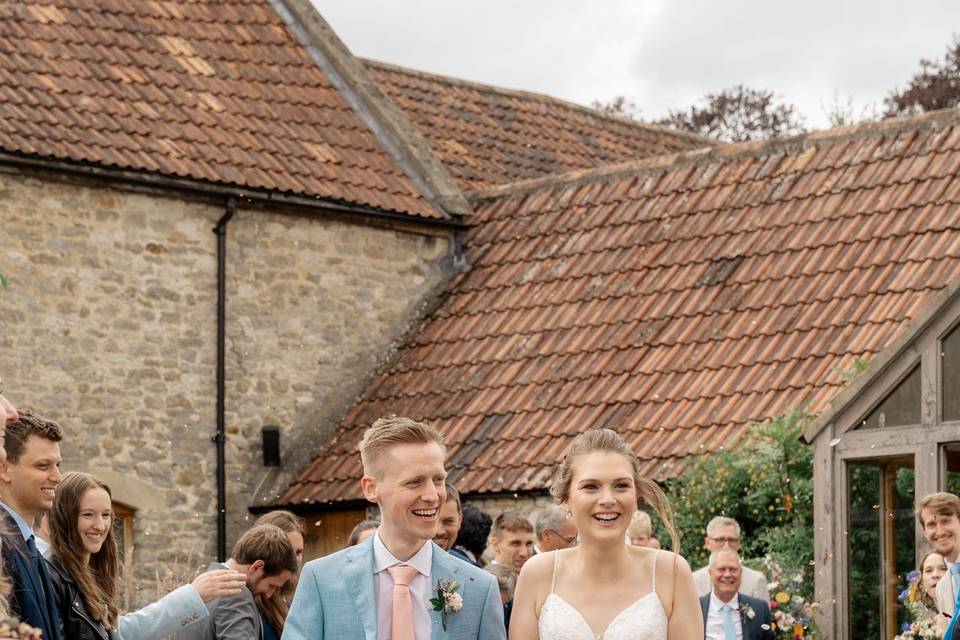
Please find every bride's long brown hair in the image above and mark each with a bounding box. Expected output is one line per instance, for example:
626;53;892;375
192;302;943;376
550;428;681;554
50;472;120;628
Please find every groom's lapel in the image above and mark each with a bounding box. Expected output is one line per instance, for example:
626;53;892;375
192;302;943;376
430;544;464;640
344;537;378;640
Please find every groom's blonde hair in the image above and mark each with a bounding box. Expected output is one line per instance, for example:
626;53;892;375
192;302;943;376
359;416;444;477
917;492;960;523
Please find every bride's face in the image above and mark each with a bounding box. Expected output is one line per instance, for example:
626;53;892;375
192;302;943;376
565;451;637;542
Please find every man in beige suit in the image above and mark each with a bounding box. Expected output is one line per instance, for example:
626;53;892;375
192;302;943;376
918;492;960;619
692;516;769;601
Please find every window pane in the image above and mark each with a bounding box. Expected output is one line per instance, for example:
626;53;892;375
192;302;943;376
943;324;960;421
945;444;960;493
892;466;916;635
849;463;881;639
858;366;921;430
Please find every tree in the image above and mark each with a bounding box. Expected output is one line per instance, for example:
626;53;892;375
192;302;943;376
663;408;816;598
656;85;806;142
885;35;960;116
590;96;642;120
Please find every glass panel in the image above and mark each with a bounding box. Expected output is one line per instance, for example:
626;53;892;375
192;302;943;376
858;366;921;430
891;466;916;635
945;443;960;494
849;463;882;640
943;323;960;421
848;459;915;640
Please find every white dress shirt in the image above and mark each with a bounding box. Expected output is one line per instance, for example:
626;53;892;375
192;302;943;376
373;530;434;640
705;592;743;640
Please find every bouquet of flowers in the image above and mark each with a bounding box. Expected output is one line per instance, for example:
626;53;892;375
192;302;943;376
763;557;819;640
892;570;941;640
0;618;41;639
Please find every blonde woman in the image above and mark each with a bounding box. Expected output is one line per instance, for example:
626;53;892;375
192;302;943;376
511;428;702;640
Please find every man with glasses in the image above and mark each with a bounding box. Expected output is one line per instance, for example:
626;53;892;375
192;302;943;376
692;516;769;600
532;505;577;554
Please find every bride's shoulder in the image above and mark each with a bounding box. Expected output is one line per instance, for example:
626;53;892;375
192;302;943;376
628;546;693;578
517;550;559;581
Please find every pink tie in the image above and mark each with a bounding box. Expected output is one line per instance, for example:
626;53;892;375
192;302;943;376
388;565;420;640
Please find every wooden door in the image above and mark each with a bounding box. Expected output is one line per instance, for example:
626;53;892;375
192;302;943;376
302;509;368;560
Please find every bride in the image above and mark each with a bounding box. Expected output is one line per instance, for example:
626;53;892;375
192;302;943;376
510;429;702;640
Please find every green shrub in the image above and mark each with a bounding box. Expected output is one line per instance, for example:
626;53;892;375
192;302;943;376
655;408;816;599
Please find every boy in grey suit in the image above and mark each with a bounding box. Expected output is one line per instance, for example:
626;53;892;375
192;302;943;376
178;524;298;640
284;417;505;640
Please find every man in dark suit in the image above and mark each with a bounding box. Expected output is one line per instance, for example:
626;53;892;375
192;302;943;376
699;548;774;640
0;409;64;640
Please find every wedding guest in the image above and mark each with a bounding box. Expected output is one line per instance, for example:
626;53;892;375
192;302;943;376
920;550;948;606
0;409;63;639
284;416;505;640
0;389;18;622
451;504;491;566
433;483;462;552
176;524;297;640
510;428;702;639
254;510;305;639
917;492;960;620
700;548;774;640
692;517;769;601
490;512;533;573
346;519;379;547
628;511;657;548
483;563;516;632
533;506;577;554
46;471;249;639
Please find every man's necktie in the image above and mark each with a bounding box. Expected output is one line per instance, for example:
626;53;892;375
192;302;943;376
26;535;45;598
721;603;738;640
388;565;419;640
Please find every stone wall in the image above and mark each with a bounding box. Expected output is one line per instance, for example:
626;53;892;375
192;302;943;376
0;170;455;602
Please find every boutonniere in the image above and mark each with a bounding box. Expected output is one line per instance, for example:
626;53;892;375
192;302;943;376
739;603;756;620
429;577;463;630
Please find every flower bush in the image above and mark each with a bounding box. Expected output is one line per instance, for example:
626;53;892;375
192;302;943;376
892;570;941;640
765;557;818;640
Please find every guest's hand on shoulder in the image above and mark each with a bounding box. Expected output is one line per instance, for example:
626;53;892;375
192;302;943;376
192;569;247;603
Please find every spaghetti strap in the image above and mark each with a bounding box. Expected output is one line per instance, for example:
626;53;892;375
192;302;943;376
651;548;659;593
550;550;560;593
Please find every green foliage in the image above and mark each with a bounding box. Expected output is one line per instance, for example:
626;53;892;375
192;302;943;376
666;408;816;598
0;274;6;289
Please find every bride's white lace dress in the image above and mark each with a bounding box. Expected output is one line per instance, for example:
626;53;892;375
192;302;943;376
538;549;668;640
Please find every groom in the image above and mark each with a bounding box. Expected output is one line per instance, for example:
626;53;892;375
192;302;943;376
283;417;505;640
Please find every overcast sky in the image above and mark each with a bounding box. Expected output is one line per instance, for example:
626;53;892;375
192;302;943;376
312;1;960;130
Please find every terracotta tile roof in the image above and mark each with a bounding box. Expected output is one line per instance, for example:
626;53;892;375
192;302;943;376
365;60;711;191
0;0;443;219
278;108;960;506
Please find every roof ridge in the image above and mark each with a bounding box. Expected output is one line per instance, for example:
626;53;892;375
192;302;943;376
467;106;960;201
269;0;472;218
362;57;713;148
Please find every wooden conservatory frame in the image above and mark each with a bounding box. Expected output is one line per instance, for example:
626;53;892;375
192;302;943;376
804;276;960;640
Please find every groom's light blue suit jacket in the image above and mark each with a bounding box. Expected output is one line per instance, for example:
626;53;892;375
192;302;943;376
282;537;505;640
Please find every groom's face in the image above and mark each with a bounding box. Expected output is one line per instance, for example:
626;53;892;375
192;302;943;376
362;441;447;545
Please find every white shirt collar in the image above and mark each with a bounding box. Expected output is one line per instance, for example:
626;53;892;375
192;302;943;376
709;591;740;613
372;529;433;577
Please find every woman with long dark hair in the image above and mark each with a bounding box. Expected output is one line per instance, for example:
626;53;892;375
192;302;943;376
46;472;248;640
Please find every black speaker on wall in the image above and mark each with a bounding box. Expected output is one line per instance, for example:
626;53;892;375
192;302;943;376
262;426;281;467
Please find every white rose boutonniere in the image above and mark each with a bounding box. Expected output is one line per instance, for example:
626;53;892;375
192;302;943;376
430;578;463;630
739;603;756;620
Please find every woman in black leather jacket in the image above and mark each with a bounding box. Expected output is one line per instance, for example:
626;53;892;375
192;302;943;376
45;472;119;640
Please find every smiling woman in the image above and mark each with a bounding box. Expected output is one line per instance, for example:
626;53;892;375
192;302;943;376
46;472;120;638
509;428;704;640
